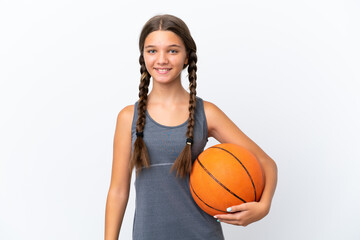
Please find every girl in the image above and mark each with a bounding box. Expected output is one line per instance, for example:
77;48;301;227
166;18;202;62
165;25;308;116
105;14;277;240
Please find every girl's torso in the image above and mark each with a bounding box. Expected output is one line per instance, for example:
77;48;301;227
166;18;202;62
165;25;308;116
130;96;224;240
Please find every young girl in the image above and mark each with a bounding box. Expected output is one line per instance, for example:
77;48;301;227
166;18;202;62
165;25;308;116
105;14;277;240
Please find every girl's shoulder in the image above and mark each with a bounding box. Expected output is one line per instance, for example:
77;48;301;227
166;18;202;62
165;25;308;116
120;103;135;116
117;104;135;129
202;99;224;139
202;99;222;118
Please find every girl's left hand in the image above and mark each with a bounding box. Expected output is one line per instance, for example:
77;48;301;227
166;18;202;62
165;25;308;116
214;201;270;227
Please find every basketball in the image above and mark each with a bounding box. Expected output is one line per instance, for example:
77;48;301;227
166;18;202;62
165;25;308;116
189;143;265;216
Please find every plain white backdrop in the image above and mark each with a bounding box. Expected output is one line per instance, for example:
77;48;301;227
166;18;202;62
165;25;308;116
1;0;359;239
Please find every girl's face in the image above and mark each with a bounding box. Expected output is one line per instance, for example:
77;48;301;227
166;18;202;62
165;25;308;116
143;30;188;84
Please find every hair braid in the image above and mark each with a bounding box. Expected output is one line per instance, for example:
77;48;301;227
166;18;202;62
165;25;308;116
129;54;151;175
170;50;198;178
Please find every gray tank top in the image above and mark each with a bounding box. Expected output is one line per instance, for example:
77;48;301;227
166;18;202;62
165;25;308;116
130;96;224;240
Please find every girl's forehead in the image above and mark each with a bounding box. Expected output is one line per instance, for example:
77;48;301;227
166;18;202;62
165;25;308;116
144;30;185;47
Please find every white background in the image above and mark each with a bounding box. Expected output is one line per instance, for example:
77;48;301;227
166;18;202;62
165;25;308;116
1;0;359;239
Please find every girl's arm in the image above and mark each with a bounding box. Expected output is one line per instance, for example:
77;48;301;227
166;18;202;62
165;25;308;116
204;101;278;226
105;105;134;239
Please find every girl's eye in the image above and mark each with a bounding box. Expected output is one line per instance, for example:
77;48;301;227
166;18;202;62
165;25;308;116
169;49;178;54
148;50;156;54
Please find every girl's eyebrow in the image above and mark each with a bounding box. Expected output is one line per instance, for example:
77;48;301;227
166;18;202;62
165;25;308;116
168;44;182;48
144;44;182;48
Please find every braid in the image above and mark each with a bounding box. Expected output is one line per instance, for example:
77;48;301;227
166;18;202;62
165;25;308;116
170;50;198;178
186;50;198;139
129;54;151;175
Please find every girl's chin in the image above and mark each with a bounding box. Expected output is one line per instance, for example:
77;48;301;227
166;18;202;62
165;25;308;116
152;74;180;80
152;77;180;83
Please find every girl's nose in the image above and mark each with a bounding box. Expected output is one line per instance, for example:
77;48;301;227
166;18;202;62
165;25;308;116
157;51;169;64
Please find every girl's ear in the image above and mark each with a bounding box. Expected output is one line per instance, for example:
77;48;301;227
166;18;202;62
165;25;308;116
184;56;189;65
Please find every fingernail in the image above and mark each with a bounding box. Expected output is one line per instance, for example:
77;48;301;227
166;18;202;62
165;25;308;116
227;207;232;212
217;219;220;222
213;216;217;218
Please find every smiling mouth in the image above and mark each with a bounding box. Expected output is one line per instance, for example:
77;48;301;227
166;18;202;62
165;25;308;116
154;68;172;74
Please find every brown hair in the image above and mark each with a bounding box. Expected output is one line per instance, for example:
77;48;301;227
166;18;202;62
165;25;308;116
129;14;198;178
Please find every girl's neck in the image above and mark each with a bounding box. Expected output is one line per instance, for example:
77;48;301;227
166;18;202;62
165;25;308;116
147;78;190;105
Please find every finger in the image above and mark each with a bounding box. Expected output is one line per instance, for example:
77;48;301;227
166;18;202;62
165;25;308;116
215;212;246;221
214;216;238;224
217;218;248;226
213;213;239;220
216;213;250;226
214;214;234;221
214;209;247;219
213;213;228;218
226;203;249;213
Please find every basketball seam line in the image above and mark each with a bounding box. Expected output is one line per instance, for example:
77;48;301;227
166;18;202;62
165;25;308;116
210;146;257;200
196;157;247;204
189;179;227;214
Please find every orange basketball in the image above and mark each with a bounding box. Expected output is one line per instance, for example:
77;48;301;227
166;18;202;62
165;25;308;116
189;143;265;216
